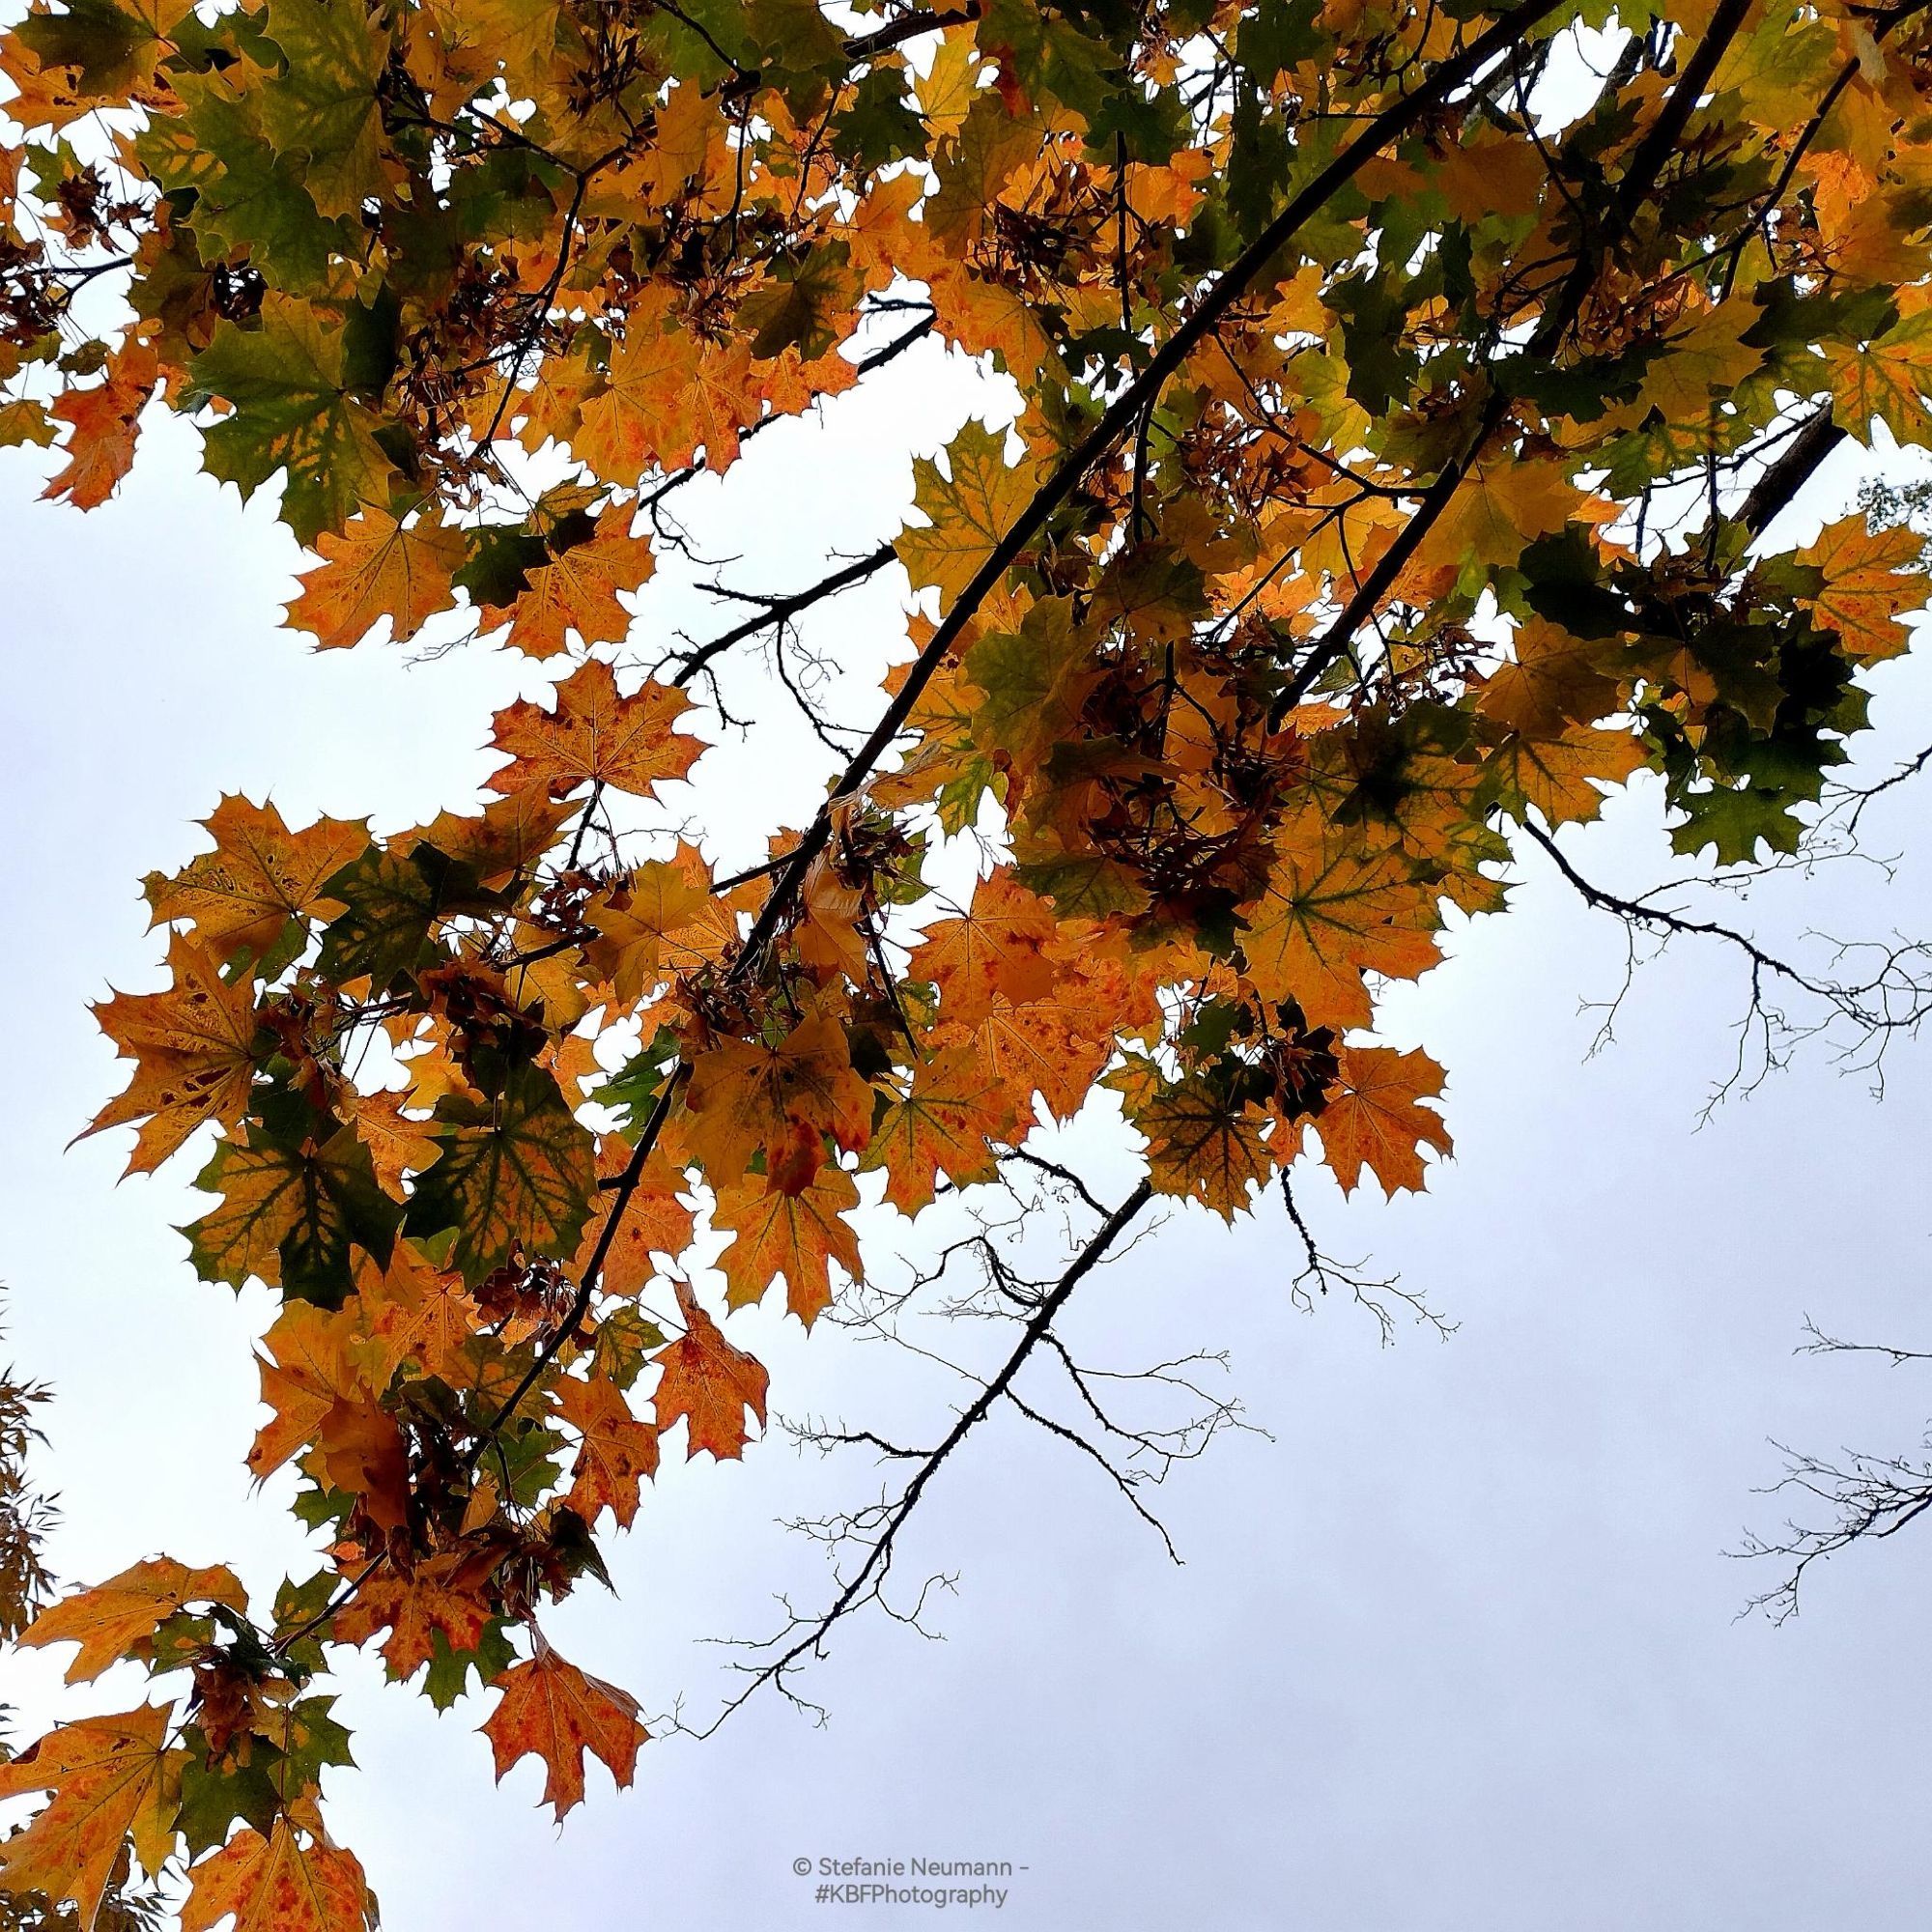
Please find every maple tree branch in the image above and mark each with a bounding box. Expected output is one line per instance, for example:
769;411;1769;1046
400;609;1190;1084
1000;1385;1184;1563
668;542;899;686
684;1176;1155;1734
841;5;980;61
472;1065;692;1454
1737;1429;1932;1623
1735;402;1847;541
1001;1147;1111;1218
1517;816;1932;1101
1823;740;1932;841
1736;1306;1932;1619
1279;1171;1450;1344
731;0;1575;975
1519;816;1901;1003
1799;1317;1932;1367
1269;0;1762;721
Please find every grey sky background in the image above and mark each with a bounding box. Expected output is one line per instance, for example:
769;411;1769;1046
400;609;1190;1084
5;338;1932;1931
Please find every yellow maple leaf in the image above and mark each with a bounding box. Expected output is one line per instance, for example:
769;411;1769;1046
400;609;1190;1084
712;1164;864;1325
285;509;466;650
1426;459;1582;573
858;1046;1008;1214
503;502;655;658
0;1705;185;1930
1796;512;1925;659
897;418;1040;608
487;658;703;801
20;1558;247;1684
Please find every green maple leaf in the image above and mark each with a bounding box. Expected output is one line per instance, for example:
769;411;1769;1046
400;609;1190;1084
13;0;176;93
190;297;393;545
258;0;391;220
153;71;356;297
964;596;1093;761
740;243;862;360
184;1124;402;1304
316;843;505;990
831;69;924;174
1669;782;1805;865
403;1063;597;1285
421;1620;517;1712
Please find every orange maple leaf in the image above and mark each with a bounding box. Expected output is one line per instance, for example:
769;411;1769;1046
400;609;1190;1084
584;852;724;1007
712;1163;864;1325
910;871;1060;1023
650;1278;768;1460
941;968;1121;1124
339;1091;441;1198
332;1551;501;1680
1796;513;1926;660
81;933;261;1174
858;1046;1008;1214
246;1301;361;1483
20;1558;247;1684
398;789;582;890
487;658;703;801
181;1819;374;1932
1236;823;1441;1030
1481;723;1645;827
0;1705;184;1931
143;793;368;965
314;1395;411;1535
480;1636;648;1820
352;1246;478;1384
1311;1044;1453;1197
681;1009;874;1188
572;1135;694;1297
42;339;156;509
554;1374;660;1527
285;509;466;650
572;297;705;483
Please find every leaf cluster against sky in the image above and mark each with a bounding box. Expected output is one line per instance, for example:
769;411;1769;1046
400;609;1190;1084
7;0;1932;1921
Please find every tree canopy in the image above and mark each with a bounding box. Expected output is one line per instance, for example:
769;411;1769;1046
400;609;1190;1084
7;0;1932;1921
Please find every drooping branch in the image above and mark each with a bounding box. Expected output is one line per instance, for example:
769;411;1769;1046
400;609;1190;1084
1517;815;1932;1089
683;1177;1156;1731
1731;1320;1932;1618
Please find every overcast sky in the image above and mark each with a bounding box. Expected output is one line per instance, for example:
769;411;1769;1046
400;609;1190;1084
6;341;1932;1931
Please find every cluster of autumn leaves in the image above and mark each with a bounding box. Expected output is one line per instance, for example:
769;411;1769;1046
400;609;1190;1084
7;0;1932;1922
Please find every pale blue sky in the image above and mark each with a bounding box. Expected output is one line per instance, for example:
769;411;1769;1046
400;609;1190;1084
5;344;1932;1930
